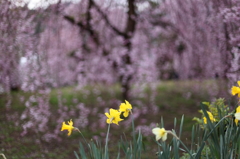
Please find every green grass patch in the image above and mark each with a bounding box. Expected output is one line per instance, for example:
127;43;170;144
0;79;233;158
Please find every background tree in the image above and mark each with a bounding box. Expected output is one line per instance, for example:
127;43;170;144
0;1;29;92
63;0;138;100
2;0;240;140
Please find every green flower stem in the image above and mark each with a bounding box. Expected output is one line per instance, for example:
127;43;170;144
104;123;111;159
75;128;88;146
131;113;137;159
131;113;136;142
75;127;95;158
167;131;194;159
0;153;7;159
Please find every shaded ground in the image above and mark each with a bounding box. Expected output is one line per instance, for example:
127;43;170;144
0;80;235;158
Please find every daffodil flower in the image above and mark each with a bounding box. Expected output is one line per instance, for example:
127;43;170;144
119;100;132;117
152;127;168;141
235;106;240;125
231;81;240;97
61;119;76;136
203;111;216;124
105;108;123;125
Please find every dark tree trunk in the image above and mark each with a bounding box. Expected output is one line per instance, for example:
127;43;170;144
120;0;137;100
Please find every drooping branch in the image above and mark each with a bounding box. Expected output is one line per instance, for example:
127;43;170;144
90;0;126;37
64;0;100;46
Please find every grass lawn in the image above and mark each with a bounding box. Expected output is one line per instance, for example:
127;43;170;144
0;79;235;158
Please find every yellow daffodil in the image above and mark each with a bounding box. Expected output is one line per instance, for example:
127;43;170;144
61;119;75;136
152;127;168;141
203;111;216;124
231;81;240;97
235;106;240;125
105;108;123;125
119;100;132;117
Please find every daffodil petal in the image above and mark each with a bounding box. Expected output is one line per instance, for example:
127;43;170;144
105;113;111;118
68;119;73;126
236;106;240;113
61;122;65;131
203;117;207;124
123;110;129;117
162;133;168;141
106;119;111;124
123;111;129;117
67;129;72;136
119;103;126;112
113;120;119;125
125;100;132;109
155;135;161;141
235;119;239;125
109;108;116;115
152;128;160;135
237;81;240;87
235;112;240;120
232;86;240;95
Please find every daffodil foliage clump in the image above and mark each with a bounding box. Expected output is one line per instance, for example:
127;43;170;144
59;81;240;159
